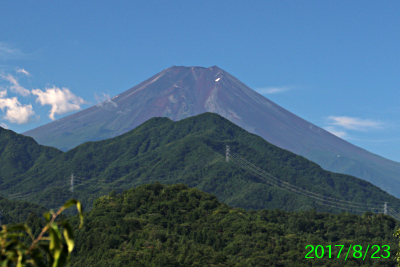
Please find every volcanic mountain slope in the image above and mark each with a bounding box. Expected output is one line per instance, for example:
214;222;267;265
23;66;400;198
6;113;400;217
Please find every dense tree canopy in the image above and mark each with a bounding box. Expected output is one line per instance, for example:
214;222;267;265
67;183;399;266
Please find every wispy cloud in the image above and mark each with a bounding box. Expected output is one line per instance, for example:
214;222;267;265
16;68;31;76
32;86;87;120
0;97;34;124
0;122;8;129
327;116;383;130
95;92;118;108
324;116;384;139
0;73;31;96
255;86;293;94
324;126;348;138
0;42;26;60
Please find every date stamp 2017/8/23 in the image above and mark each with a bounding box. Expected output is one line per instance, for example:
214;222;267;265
305;244;390;260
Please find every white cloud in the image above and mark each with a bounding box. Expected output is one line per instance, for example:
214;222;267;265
323;116;384;140
0;97;34;124
95;92;118;108
0;74;30;96
16;68;31;76
327;116;382;130
0;42;25;60
324;126;348;138
0;89;6;98
32;86;86;120
255;86;292;94
0;122;8;129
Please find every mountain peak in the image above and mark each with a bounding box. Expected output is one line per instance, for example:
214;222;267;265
22;66;400;198
165;65;222;72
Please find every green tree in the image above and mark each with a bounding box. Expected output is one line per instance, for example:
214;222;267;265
0;199;83;267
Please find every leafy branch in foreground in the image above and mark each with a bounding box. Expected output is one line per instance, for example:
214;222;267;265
395;228;400;267
0;199;83;267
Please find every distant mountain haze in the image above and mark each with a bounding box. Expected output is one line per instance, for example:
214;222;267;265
22;66;400;198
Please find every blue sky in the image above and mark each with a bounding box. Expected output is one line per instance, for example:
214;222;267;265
1;1;399;162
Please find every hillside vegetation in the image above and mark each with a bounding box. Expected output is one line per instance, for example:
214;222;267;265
0;196;47;226
1;113;400;216
0;127;61;185
68;183;399;266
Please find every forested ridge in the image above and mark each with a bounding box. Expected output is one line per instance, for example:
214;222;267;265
1;113;400;216
0;126;61;185
65;183;399;266
1;183;399;266
0;196;47;226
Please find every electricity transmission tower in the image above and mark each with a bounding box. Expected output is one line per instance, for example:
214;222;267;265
70;174;74;192
226;145;230;162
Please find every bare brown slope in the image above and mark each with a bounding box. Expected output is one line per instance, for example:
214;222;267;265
23;66;400;197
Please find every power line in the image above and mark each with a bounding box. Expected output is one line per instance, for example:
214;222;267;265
231;157;379;212
3;147;399;221
5;180;69;200
230;152;382;207
228;150;387;214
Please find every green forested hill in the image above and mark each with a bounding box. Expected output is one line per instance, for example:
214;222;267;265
0;195;47;225
68;183;399;266
0;127;62;185
2;113;400;216
0;196;47;239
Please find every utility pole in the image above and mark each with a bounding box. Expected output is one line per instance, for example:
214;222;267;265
226;145;230;162
384;202;388;215
70;174;74;192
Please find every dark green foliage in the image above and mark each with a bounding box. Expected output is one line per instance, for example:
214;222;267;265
0;199;83;266
0;127;62;187
0;195;47;226
2;113;400;216
0;196;49;254
68;183;399;266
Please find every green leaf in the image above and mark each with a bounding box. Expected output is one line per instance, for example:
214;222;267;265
49;225;61;266
16;249;24;267
51;222;62;241
61;222;75;253
52;248;62;267
44;212;52;223
53;246;69;267
48;227;61;256
7;223;34;241
61;199;84;228
1;259;9;267
76;201;84;229
62;199;78;209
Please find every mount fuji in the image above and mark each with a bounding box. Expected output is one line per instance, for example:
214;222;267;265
23;66;400;198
